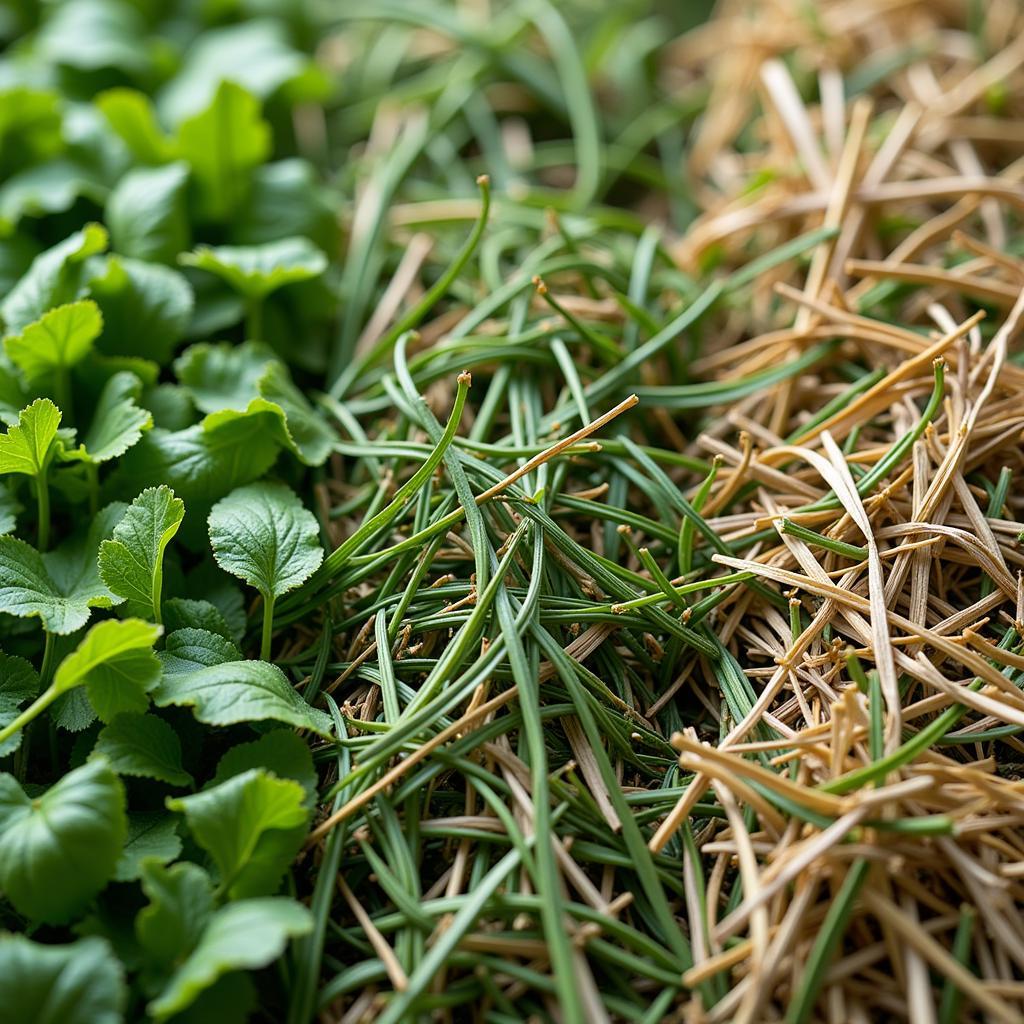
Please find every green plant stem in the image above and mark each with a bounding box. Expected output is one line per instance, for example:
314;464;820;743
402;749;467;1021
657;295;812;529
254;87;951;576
261;594;275;661
786;859;870;1024
938;906;976;1024
54;366;72;421
152;562;163;626
0;684;60;748
246;297;264;340
40;631;56;685
296;371;471;593
36;471;50;551
780;519;868;560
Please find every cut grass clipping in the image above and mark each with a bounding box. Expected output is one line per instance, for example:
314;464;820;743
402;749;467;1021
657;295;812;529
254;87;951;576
1;1;1024;1023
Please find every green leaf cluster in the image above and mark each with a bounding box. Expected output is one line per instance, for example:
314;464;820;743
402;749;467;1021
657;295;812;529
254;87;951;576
0;5;339;1018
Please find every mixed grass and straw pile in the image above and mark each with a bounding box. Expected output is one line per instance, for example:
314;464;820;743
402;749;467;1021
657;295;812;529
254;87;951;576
1;0;1023;1021
301;2;1024;1021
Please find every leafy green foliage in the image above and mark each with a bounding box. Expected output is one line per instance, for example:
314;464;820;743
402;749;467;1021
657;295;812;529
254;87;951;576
167;768;310;898
51;618;161;721
99;485;184;622
155;628;332;736
136;859;214;966
0;935;126;1024
0;397;62;478
0;760;126;923
177;82;271;223
96;88;175;165
208;482;323;604
1;224;108;333
0;653;39;756
4;300;102;385
175;340;278;414
106;162;191;264
255;361;336;465
212;730;317;806
87;256;194;365
114;813;183;882
162;596;233;639
0;2;441;1017
111;402;292;501
180;237;328;300
92;713;193;786
157;20;325;122
174;342;335;464
148;897;312;1019
71;372;153;465
0;534;116;634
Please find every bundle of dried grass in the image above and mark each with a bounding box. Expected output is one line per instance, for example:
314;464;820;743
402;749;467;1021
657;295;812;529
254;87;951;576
647;1;1024;1019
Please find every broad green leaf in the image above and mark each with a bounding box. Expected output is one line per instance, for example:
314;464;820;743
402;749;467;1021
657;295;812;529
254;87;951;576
185;275;245;337
179;236;327;300
92;713;192;786
52;618;161;721
0;534;117;634
0;88;63;178
136;859;214;966
141;382;194;430
173;343;334;464
75;351;160;391
149;897;312;1020
167;768;308;899
257;360;335;466
71;371;152;464
96;88;174;165
0;653;38;707
162;597;233;641
114;812;182;882
0;362;29;425
158;20;323;123
4;300;102;384
0;652;39;756
0;759;126;923
213;729;317;808
187;560;247;642
208;482;323;602
159;627;240;670
174;340;277;414
0;397;61;478
106;162;190;265
176;82;270;223
89;256;194;365
235;158;339;249
99;485;184;621
0;934;126;1024
63;102;123;179
1;223;108;333
30;501;126;634
154;628;332;737
18;593;152;738
0;482;19;534
161;974;255;1024
51;688;98;734
0;160;107;233
37;0;151;75
109;401;291;503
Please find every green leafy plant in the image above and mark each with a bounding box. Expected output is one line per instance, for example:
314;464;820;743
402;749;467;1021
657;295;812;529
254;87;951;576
99;486;184;624
208;483;324;658
0;399;63;549
0;6;341;1017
